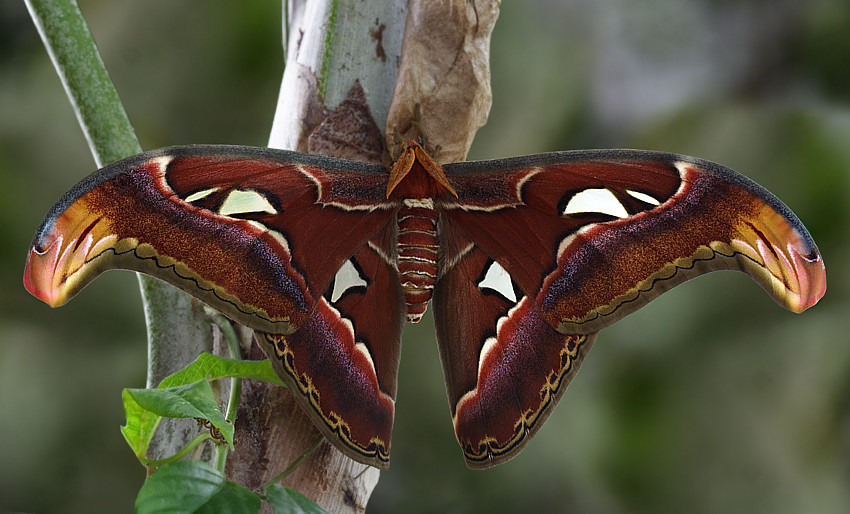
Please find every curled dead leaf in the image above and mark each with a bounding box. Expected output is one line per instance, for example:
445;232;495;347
386;0;500;164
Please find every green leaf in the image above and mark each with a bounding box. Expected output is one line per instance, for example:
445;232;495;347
265;484;329;514
127;380;234;448
120;389;163;459
136;461;261;514
130;381;219;419
196;482;262;514
160;352;287;389
121;354;285;461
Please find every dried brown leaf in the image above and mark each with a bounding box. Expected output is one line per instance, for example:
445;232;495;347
386;0;500;164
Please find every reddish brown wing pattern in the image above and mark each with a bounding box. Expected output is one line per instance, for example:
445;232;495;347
24;145;396;334
441;150;824;331
24;144;825;470
435;149;824;467
257;226;405;469
432;226;597;468
24;145;409;467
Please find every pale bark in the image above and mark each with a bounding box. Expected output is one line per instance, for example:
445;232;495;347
228;1;500;511
227;2;404;512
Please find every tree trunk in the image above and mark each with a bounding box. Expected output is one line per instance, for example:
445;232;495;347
225;2;403;512
226;1;499;511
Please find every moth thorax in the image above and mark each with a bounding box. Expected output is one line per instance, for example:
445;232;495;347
397;201;438;322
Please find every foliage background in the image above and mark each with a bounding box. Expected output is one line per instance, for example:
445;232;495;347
1;0;848;512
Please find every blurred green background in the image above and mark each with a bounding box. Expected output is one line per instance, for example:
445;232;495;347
2;0;848;512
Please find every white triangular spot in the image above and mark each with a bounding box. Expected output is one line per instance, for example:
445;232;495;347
331;259;367;303
219;189;278;216
185;187;220;203
478;337;497;373
243;221;291;253
626;189;661;206
562;188;628;218
151;155;173;172
354;342;377;374
478;260;517;303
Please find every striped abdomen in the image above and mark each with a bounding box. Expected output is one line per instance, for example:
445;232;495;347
397;199;438;322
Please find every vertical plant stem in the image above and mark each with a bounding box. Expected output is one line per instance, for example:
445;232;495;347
25;0;140;165
260;435;325;490
268;0;406;150
204;308;243;473
25;0;212;461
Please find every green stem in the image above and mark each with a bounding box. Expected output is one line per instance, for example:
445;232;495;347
25;0;141;166
318;0;340;99
260;435;325;491
204;308;244;473
27;0;210;463
141;432;215;468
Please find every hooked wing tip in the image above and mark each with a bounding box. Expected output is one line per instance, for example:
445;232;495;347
789;246;826;312
24;235;68;307
23;202;120;308
729;205;826;313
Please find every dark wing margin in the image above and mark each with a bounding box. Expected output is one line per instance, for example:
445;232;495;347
256;227;405;469
441;149;825;335
432;223;597;468
433;149;824;467
24;145;397;335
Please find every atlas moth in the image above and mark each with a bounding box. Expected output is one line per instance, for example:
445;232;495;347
25;137;825;468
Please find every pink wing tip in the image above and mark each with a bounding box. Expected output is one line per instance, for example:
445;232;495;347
23;236;66;307
738;204;826;314
788;244;826;313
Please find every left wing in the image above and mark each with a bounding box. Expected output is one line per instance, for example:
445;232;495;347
256;224;405;469
24;145;397;334
25;144;407;468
